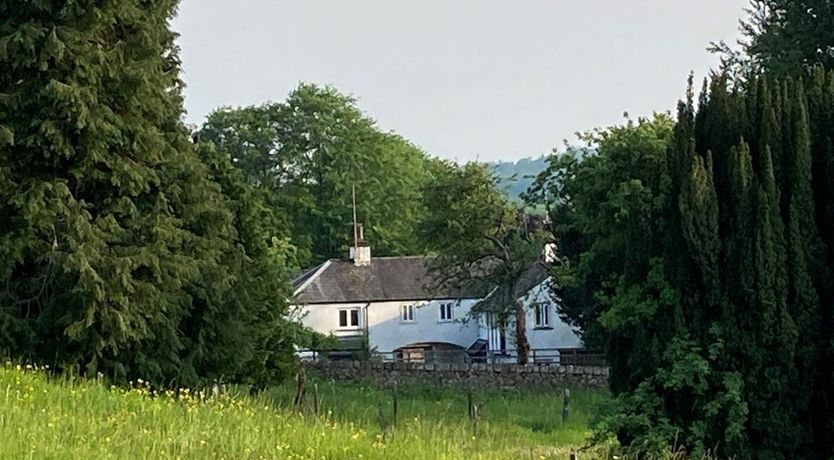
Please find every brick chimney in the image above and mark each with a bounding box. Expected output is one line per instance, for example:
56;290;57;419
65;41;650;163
349;223;371;266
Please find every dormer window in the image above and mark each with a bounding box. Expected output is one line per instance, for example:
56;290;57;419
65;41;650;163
534;304;550;328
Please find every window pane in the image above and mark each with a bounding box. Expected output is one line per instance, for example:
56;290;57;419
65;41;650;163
339;310;347;327
350;309;359;326
441;303;452;320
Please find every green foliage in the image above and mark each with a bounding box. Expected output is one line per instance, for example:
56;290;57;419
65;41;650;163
712;0;834;77
198;84;431;266
527;114;675;351
532;71;834;458
420;161;546;363
0;1;302;389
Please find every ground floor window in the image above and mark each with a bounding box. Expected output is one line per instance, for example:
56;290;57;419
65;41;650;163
339;308;360;328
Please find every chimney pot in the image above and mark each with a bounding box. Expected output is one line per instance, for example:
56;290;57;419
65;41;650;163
350;223;371;266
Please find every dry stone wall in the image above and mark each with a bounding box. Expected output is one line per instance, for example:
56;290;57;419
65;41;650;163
304;361;609;389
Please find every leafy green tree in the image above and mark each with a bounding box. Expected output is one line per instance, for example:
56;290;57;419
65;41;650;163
526;115;675;358
712;0;834;76
421;161;545;364
198;84;430;266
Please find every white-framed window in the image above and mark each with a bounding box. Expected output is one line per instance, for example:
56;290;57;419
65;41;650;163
534;304;550;328
439;302;453;322
401;304;415;322
338;308;360;329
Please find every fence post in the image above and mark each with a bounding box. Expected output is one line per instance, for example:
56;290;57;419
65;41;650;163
293;369;307;407
377;405;388;435
313;383;320;416
467;391;473;420
561;388;571;423
392;382;398;428
471;403;481;435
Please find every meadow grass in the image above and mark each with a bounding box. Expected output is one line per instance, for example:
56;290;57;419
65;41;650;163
265;379;607;447
0;364;609;459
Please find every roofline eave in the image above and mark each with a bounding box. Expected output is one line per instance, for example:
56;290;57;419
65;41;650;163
292;260;332;297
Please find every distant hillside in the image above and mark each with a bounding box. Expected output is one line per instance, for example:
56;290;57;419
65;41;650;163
489;156;549;200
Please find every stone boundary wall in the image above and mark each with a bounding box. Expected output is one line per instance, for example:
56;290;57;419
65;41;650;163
304;360;609;389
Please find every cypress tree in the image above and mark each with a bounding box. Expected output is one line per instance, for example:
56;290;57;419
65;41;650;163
678;151;721;308
596;71;834;459
782;80;822;443
807;68;834;457
724;142;755;312
746;146;802;458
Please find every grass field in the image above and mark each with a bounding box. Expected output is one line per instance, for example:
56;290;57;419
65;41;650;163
0;364;609;459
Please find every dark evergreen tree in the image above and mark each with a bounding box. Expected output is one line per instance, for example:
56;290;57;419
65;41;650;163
0;1;301;387
535;71;834;458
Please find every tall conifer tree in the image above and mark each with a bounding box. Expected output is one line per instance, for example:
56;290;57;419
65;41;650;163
550;71;834;458
0;1;298;386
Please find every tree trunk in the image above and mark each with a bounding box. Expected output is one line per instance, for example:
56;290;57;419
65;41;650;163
513;298;530;364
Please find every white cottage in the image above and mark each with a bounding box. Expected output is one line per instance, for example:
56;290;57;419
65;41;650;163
292;226;583;363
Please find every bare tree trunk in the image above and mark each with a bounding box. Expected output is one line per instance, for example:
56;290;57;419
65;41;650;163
513;298;530;364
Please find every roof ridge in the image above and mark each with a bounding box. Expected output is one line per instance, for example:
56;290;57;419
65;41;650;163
327;255;432;262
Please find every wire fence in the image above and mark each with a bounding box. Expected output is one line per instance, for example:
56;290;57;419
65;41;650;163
297;347;607;367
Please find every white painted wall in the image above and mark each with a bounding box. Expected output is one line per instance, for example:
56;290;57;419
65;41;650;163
480;278;584;362
297;299;481;351
519;279;583;350
367;299;480;351
296;278;582;354
298;301;368;340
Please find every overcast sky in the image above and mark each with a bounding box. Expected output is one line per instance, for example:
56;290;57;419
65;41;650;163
172;1;748;162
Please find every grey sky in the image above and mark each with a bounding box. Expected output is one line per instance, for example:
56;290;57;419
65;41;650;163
173;1;748;162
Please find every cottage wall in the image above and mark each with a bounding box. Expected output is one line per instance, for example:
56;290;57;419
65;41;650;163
297;299;482;352
366;299;481;351
296;278;583;354
516;280;583;350
297;301;368;341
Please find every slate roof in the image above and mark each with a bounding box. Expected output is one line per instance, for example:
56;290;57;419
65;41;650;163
473;261;550;312
292;256;484;304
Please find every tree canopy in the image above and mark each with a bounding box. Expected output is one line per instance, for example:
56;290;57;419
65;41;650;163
198;84;431;266
713;0;834;76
